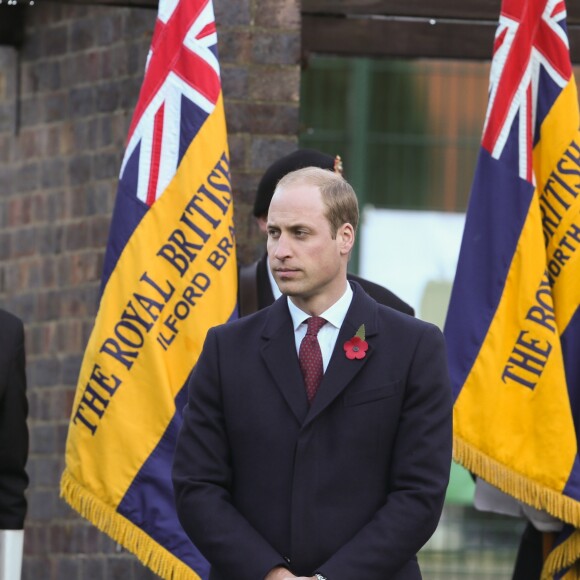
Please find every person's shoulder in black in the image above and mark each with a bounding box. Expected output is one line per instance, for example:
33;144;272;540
0;308;29;530
348;273;414;316
0;308;25;405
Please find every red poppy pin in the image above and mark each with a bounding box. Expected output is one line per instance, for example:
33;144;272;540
343;324;368;360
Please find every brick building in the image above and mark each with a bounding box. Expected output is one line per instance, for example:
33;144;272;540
4;1;580;578
0;1;300;577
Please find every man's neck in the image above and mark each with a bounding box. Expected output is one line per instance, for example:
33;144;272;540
288;279;350;317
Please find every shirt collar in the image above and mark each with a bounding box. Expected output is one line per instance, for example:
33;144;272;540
287;282;353;331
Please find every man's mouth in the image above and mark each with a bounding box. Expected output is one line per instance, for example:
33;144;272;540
275;268;300;276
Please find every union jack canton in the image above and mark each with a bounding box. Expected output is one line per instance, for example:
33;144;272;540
482;0;572;182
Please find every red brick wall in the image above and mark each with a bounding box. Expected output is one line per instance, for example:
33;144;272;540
0;1;300;577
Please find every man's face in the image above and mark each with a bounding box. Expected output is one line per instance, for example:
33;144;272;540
267;182;353;313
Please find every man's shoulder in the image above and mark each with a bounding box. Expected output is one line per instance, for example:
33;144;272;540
373;301;445;352
347;273;414;316
0;310;25;387
351;284;436;333
0;309;24;342
212;304;272;337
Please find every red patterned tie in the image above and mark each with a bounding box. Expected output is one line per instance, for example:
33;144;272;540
299;316;327;403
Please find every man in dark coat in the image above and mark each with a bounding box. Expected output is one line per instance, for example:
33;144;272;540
238;149;414;317
0;308;29;577
173;167;452;579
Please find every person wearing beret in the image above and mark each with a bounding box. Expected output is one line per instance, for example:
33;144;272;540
0;309;29;579
238;148;415;318
173;167;452;579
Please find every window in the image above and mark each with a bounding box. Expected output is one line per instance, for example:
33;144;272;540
300;56;490;212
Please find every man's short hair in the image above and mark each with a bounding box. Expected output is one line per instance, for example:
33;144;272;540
275;166;359;237
253;149;337;218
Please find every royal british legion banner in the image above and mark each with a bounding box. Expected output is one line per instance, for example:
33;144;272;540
445;0;580;577
61;1;236;578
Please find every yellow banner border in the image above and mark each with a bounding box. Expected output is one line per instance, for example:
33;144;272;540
454;435;580;526
61;469;201;580
542;529;580;580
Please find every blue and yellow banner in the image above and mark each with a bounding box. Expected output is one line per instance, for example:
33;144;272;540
60;1;236;578
445;0;580;577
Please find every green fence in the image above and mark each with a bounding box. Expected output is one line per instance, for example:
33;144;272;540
419;504;526;579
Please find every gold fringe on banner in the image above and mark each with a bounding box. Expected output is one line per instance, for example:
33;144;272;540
454;437;580;526
542;531;580;580
454;436;580;580
60;470;201;580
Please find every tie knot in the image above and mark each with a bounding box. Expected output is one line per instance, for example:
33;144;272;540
306;316;326;336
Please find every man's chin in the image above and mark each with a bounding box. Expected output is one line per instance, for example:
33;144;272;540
275;279;299;296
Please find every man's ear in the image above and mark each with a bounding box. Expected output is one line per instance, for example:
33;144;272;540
256;215;268;234
338;223;355;255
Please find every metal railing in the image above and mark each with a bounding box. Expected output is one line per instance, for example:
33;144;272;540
419;505;526;579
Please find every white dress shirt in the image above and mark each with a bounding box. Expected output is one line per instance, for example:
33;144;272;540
287;283;353;372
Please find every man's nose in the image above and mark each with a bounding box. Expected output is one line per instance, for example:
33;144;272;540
273;233;292;259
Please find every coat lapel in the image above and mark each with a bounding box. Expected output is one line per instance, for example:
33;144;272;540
304;283;379;426
260;297;310;424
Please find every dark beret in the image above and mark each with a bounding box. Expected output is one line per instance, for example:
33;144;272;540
252;149;337;217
